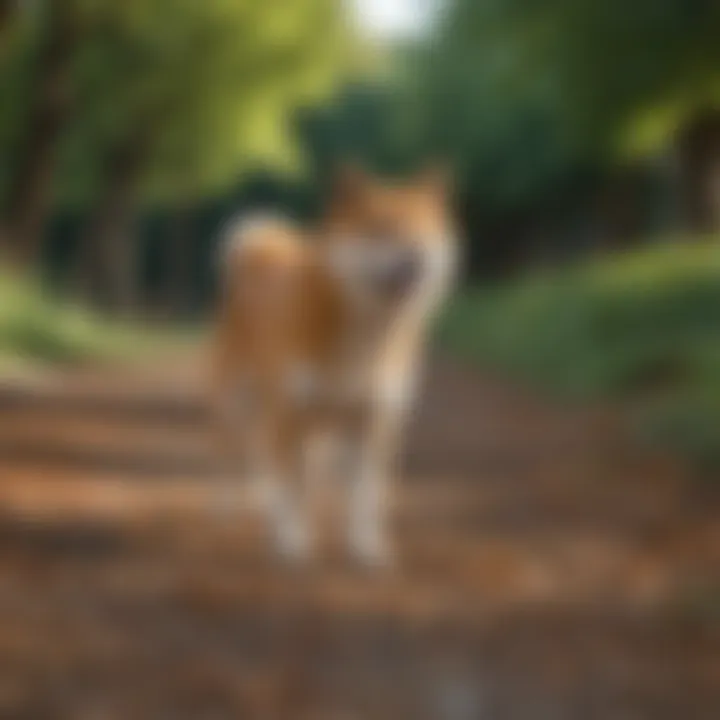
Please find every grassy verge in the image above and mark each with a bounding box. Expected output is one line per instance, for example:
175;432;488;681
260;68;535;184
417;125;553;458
0;272;188;367
440;241;720;467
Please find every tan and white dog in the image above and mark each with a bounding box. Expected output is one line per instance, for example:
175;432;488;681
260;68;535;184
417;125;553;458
211;166;458;565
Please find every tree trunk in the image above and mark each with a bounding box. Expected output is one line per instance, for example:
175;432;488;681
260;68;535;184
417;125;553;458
593;166;647;249
675;109;720;235
3;2;79;265
0;0;18;49
163;202;195;320
75;134;149;316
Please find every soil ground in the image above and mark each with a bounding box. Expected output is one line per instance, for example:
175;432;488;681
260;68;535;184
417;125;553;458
0;355;718;719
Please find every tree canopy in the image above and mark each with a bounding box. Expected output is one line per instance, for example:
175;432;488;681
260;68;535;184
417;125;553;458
0;0;355;260
365;0;713;214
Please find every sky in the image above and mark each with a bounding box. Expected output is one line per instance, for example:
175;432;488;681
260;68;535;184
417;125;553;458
352;0;437;39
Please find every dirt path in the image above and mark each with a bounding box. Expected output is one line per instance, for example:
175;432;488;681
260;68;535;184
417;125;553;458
0;356;717;719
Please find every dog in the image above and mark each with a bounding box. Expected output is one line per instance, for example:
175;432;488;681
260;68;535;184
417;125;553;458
210;165;458;565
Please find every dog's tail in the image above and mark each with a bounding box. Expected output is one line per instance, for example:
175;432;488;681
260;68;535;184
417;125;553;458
218;212;301;281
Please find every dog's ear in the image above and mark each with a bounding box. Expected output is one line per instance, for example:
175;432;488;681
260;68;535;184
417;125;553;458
331;162;371;206
415;161;453;198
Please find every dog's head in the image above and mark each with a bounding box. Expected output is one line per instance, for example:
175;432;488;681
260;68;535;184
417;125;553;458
321;164;459;319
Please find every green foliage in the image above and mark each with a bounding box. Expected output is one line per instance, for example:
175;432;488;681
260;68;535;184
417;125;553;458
0;0;356;211
434;0;720;158
380;0;720;225
298;82;419;179
440;241;720;464
0;271;177;363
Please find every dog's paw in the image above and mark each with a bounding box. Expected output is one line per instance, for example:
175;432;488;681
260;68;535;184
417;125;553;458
273;514;314;564
349;527;395;570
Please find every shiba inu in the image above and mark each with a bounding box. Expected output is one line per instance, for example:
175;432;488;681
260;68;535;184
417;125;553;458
211;165;458;565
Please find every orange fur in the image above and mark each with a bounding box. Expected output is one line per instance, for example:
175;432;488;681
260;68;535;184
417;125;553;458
211;168;458;563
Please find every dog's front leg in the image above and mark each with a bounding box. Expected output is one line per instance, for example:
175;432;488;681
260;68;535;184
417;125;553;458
260;414;315;562
347;374;414;567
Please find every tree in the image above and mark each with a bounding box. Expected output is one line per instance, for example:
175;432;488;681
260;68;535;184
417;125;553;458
426;0;720;232
64;0;353;311
0;0;355;309
0;0;354;289
1;0;82;263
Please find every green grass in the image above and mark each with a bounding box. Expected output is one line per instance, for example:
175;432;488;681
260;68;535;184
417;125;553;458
0;272;185;366
440;240;720;467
